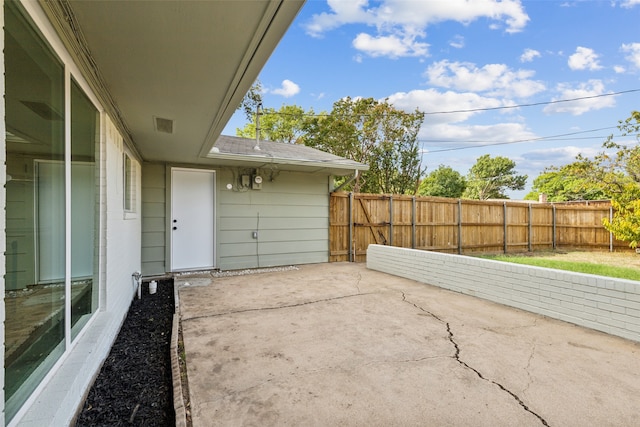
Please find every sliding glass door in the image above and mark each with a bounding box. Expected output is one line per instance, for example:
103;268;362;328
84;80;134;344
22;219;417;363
4;2;100;421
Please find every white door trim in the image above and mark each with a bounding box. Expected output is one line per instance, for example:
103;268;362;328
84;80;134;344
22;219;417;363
170;167;216;271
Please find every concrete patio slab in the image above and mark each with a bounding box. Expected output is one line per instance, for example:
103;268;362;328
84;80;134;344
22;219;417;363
177;263;640;427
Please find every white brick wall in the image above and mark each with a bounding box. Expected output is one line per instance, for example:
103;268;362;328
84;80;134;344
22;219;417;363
367;244;640;342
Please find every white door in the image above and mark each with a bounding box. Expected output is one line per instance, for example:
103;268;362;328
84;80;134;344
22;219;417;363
171;168;215;271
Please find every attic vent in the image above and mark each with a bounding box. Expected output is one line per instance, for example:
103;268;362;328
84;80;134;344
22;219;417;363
154;116;174;134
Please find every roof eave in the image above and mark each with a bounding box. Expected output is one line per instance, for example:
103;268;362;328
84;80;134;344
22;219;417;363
205;152;369;176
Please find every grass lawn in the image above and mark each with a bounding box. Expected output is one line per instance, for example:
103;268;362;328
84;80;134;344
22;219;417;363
480;251;640;282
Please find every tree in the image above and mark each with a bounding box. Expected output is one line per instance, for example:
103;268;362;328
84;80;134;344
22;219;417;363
463;154;527;200
601;111;640;248
303;97;425;194
417;165;466;198
237;104;309;144
238;80;263;121
524;158;615;202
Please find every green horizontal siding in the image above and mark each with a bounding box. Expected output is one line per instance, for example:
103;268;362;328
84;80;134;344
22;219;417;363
217;170;329;269
141;163;166;276
141;165;331;273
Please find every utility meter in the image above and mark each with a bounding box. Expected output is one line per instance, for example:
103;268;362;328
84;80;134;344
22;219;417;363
252;175;263;190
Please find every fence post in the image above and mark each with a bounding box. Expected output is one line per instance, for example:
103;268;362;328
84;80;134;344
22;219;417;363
528;203;532;252
348;192;353;262
412;196;416;249
552;205;556;250
503;202;508;254
389;195;393;246
458;199;463;255
609;206;613;252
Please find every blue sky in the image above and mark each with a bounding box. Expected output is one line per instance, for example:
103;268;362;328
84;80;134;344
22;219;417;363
223;0;640;198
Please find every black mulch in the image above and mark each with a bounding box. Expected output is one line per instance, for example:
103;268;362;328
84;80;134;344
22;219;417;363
75;279;176;427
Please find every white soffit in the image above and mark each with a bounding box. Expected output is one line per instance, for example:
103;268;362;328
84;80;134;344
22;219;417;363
65;0;304;164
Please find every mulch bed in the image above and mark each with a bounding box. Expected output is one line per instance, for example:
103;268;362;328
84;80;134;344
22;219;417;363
75;279;176;426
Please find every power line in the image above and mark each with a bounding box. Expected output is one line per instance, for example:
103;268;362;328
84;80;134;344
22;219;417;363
260;88;640;117
422;89;640;115
422;127;624;153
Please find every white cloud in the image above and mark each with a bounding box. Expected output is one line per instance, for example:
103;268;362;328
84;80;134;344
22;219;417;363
543;80;615;115
523;146;598;162
621;0;640;8
424;60;546;98
449;35;465;49
621;42;640;69
305;0;374;37
568;46;603;71
270;80;300;98
614;65;626;73
387;88;505;125
305;0;529;58
352;32;429;58
520;48;541;63
520;146;600;174
420;122;536;148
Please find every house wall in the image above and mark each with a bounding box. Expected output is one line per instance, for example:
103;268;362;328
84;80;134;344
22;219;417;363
367;244;640;343
141;163;166;276
140;165;330;275
217;169;330;270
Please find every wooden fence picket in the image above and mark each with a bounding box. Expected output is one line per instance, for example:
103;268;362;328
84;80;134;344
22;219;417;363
329;192;630;262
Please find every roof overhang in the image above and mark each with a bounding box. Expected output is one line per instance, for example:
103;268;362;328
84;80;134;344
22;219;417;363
205;135;369;176
205;151;369;176
44;0;304;163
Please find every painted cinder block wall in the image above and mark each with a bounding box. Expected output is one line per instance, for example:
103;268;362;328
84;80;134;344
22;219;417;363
141;165;330;275
367;244;640;343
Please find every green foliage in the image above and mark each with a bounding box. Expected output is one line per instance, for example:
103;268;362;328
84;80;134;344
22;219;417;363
238;80;263;121
604;189;640;248
524;158;615;201
462;154;527;200
600;111;640;247
303;97;425;194
417;165;466;198
483;255;640;281
237;104;309;144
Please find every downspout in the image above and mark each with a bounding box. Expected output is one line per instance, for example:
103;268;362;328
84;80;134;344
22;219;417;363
332;170;359;193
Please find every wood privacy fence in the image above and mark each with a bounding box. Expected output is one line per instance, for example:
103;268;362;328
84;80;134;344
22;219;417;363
329;193;630;262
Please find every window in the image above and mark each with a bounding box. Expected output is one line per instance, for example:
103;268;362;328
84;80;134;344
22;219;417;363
4;3;100;421
70;78;99;339
124;152;136;214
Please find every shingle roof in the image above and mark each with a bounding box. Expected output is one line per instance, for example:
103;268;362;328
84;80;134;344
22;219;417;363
208;135;368;175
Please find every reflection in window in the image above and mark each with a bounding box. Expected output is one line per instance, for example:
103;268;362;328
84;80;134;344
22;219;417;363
4;2;65;420
4;2;99;421
124;152;136;213
70;79;99;340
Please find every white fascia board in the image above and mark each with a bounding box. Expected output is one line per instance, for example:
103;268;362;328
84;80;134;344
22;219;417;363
205;152;369;175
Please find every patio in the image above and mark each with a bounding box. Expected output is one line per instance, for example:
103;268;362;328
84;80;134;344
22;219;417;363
177;262;640;426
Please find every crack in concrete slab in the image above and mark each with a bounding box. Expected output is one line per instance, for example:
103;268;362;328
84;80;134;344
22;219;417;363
182;292;374;322
353;272;363;294
523;343;536;395
401;292;550;427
